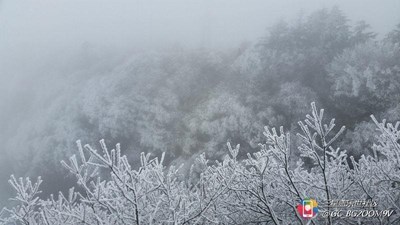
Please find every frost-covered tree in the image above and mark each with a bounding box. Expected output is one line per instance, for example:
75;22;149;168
2;102;399;224
385;23;400;45
327;40;400;120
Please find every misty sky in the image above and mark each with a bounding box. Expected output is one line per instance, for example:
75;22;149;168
0;0;398;81
1;0;399;52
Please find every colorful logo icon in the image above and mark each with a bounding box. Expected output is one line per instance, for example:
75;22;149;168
296;198;318;218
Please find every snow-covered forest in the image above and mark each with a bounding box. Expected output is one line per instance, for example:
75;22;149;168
0;1;400;224
1;103;400;224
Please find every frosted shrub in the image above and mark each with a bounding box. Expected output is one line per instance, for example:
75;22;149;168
1;103;399;224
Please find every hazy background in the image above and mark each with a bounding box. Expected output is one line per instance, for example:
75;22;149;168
1;0;400;208
1;0;399;102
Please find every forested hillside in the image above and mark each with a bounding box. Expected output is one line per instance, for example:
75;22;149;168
1;8;399;219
